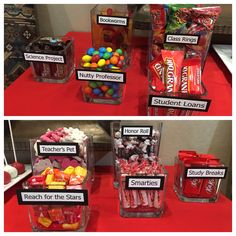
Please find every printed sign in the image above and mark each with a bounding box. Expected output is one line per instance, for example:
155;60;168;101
24;53;65;64
97;15;128;26
17;189;88;205
125;176;165;190
76;69;126;83
148;95;211;112
165;34;200;45
37;142;79;156
121;126;153;136
185;167;228;179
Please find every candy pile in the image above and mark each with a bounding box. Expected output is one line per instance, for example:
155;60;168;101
113;129;161;162
120;159;166;210
175;150;224;199
149;49;202;95
27;37;74;81
150;5;221;66
33;127;88;174
27;166;87;190
26;167;87;230
81;47;125;71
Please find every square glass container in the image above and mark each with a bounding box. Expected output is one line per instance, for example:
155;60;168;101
25;36;74;83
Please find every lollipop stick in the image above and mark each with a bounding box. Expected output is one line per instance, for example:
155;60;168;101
4;154;8;165
8;120;17;163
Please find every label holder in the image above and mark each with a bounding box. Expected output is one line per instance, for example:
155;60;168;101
148;95;211;112
121;125;153;137
96;15;129;27
24;52;66;64
164;34;200;45
125;176;165;190
76;69;126;84
37;142;80;156
16;189;88;205
185;167;228;179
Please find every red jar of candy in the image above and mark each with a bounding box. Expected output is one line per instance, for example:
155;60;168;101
174;150;227;202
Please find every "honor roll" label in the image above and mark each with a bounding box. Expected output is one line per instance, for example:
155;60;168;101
24;53;65;63
121;126;153;136
17;189;88;205
125;176;165;190
76;69;126;83
148;95;211;112
37;142;79;156
165;34;199;45
186;167;227;179
97;15;128;26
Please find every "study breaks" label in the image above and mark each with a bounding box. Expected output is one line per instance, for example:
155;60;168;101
37;142;80;156
24;52;65;64
185;167;228;179
97;15;129;27
148;95;211;112
125;176;165;190
165;34;200;45
17;189;88;205
76;69;126;83
121;126;153;136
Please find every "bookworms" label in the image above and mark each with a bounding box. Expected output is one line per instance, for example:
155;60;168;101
97;15;128;26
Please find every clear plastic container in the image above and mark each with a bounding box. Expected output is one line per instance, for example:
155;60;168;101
118;162;167;217
90;4;136;63
22;181;89;231
173;153;226;203
111;121;162;188
25;36;74;83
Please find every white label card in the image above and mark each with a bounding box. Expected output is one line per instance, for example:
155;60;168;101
148;95;211;112
24;53;65;63
165;34;199;45
97;15;128;26
186;168;227;178
121;126;153;136
76;69;126;83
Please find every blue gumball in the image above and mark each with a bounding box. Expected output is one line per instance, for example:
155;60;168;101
93;88;102;95
99;47;107;53
99;52;104;58
112;83;119;90
87;47;95;56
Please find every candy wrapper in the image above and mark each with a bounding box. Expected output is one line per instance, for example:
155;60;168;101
174;150;227;202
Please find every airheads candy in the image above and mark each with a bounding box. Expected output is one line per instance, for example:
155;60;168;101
162;50;184;93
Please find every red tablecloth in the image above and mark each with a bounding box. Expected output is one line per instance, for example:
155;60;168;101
4;166;232;232
4;32;232;116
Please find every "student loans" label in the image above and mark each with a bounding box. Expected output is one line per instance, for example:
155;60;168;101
148;95;211;112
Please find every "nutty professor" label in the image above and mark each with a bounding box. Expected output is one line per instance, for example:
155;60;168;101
37;142;79;156
121;126;153;136
125;176;165;190
76;69;126;83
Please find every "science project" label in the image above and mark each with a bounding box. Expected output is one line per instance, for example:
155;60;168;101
185;167;228;178
148;95;211;112
17;189;88;205
125;176;165;190
24;53;65;64
165;34;199;45
76;69;126;83
37;142;80;156
121;126;153;136
97;15;129;27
